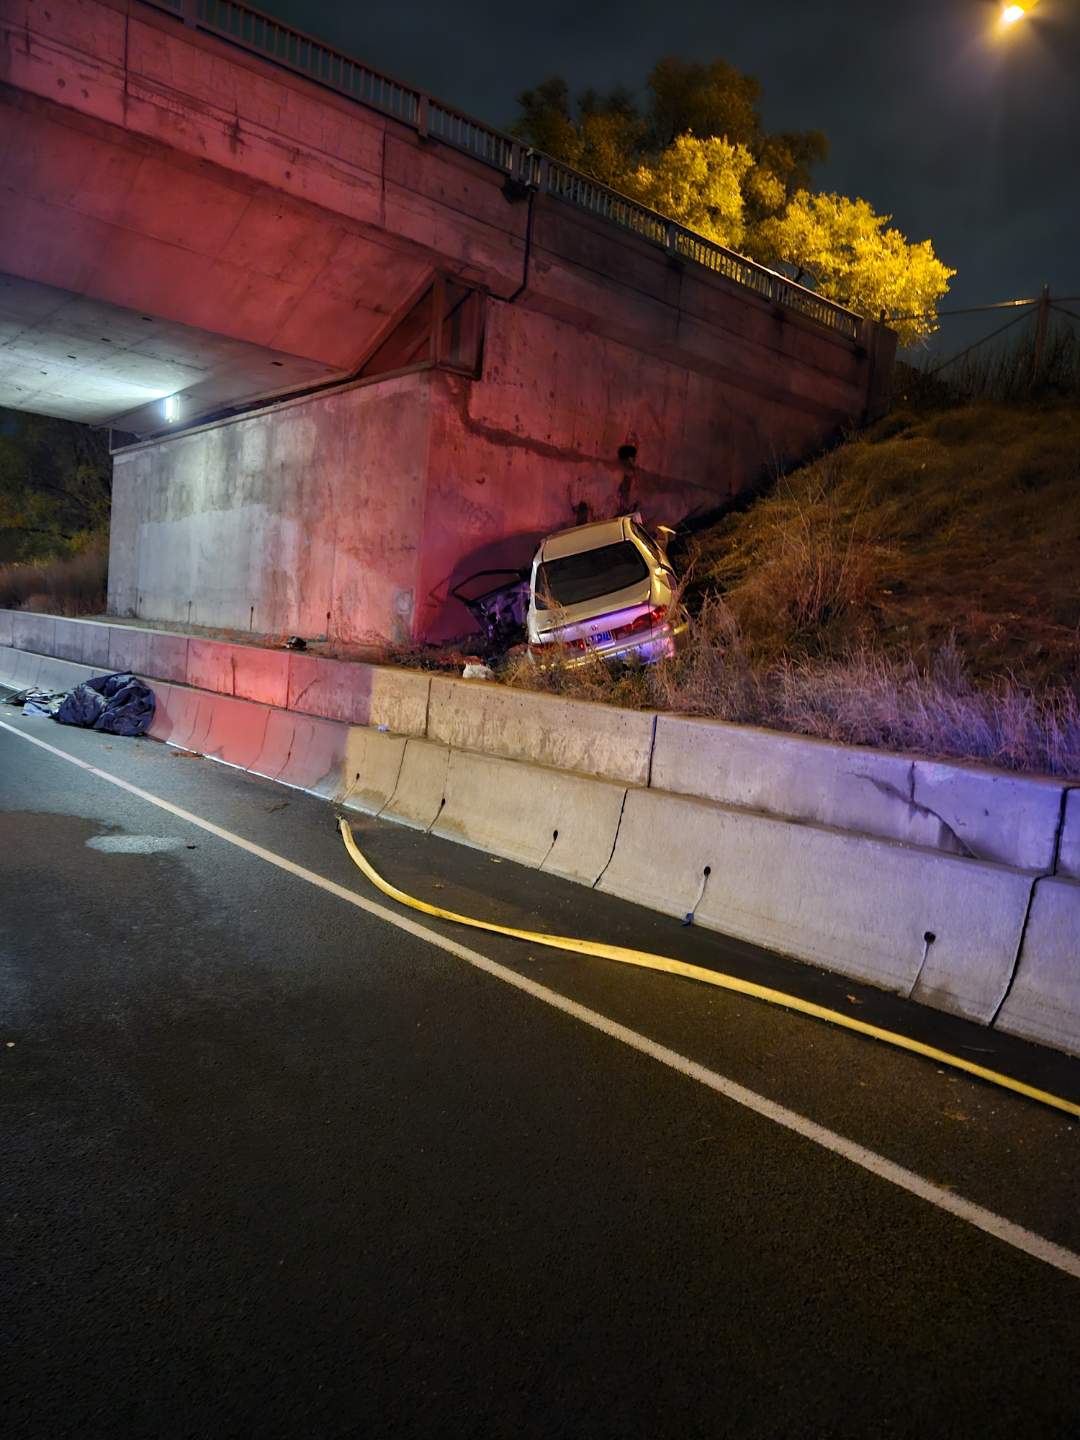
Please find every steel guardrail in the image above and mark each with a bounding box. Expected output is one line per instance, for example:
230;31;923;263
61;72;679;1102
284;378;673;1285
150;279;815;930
145;0;862;340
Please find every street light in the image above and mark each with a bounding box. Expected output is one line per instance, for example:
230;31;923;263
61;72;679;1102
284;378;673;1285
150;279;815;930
1000;1;1038;25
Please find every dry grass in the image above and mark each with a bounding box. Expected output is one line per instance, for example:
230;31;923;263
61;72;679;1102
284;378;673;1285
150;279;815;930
0;538;108;616
506;594;1080;776
693;402;1080;684
504;393;1080;779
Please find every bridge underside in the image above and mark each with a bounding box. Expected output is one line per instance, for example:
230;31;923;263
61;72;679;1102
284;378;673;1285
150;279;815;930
0;273;338;429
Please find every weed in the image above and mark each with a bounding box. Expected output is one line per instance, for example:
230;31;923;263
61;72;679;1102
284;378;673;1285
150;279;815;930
0;537;108;616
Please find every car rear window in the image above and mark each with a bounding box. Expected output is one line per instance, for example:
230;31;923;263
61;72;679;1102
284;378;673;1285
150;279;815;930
535;541;649;609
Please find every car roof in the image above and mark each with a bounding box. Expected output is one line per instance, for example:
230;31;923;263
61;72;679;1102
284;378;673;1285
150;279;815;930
539;515;634;561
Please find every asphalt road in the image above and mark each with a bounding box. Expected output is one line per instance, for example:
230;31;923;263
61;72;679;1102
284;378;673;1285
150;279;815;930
2;697;1079;1438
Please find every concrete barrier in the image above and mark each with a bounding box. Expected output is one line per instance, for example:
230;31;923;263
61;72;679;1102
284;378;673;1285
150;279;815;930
379;738;450;830
50;618;113;668
286;652;430;736
995;877;1080;1057
197;692;272;771
108;625;190;682
340;728;408;815
1;644;40;690
428;676;655;785
185;639;291;707
11;612;56;656
911;759;1064;872
5;607;1077;1051
650;715;1064;871
432;748;627;885
153;685;214;754
1057;789;1080;881
257;711;349;798
0;610;12;647
600;788;1031;1021
0;645;98;694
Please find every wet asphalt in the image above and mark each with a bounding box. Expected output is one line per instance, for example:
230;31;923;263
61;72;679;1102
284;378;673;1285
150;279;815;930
1;697;1078;1438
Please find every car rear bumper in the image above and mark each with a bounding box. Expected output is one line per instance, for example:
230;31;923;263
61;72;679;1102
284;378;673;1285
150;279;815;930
531;615;688;669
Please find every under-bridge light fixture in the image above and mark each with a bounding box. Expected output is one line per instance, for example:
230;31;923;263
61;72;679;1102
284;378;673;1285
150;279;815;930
162;394;180;423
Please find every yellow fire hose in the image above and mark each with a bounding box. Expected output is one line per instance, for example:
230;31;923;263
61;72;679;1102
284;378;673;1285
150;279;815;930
338;819;1080;1120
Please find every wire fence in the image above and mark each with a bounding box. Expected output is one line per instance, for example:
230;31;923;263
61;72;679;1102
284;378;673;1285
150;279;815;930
899;289;1080;403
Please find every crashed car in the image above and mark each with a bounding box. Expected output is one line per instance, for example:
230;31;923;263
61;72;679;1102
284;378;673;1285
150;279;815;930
527;514;688;667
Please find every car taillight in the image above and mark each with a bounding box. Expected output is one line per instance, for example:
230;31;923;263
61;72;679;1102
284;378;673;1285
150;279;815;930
614;606;667;640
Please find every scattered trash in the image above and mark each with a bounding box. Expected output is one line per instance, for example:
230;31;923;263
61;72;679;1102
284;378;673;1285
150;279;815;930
55;672;155;737
22;700;53;717
171;749;203;759
284;635;307;650
6;687;67;713
462;661;495;681
376;723;389;732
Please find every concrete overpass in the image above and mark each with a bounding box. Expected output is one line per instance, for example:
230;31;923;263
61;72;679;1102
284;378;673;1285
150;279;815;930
0;0;896;642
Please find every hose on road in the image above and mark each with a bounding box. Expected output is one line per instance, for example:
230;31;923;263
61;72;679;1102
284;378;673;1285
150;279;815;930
338;819;1080;1120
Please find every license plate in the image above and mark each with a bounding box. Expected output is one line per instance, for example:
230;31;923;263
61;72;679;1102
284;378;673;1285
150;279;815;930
590;630;613;646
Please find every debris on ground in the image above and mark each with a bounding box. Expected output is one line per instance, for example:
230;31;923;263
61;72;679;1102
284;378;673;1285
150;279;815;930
6;687;68;713
462;661;495;680
54;672;156;737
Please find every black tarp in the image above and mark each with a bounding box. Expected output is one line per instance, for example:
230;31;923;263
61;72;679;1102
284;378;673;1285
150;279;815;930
54;672;156;737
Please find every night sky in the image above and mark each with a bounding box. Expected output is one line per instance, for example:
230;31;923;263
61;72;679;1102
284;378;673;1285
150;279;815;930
254;0;1078;353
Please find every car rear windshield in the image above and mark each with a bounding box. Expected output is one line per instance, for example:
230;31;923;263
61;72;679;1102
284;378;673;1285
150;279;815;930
534;541;649;609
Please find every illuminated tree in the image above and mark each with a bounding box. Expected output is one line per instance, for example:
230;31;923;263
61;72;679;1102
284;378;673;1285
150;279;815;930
754;192;956;345
625;135;754;249
513;58;954;339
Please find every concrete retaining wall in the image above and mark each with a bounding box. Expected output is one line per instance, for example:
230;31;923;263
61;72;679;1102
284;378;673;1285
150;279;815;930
650;715;1066;873
427;676;654;786
3;622;1077;1055
0;615;431;737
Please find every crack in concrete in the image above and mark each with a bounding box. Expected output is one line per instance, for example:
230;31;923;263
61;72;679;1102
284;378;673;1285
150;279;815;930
855;768;976;859
990;785;1077;1028
1048;784;1072;876
593;787;629;890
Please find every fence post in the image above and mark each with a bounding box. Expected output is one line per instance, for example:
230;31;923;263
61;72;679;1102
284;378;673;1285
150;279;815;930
415;94;429;138
1030;283;1050;389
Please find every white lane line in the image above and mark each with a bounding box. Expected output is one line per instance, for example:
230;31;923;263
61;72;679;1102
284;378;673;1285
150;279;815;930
4;716;1079;1282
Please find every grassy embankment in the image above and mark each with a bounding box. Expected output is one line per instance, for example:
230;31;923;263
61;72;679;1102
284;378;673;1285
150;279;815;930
509;396;1080;776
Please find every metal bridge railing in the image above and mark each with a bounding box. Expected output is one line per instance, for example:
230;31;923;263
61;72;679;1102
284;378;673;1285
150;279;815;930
145;0;861;341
